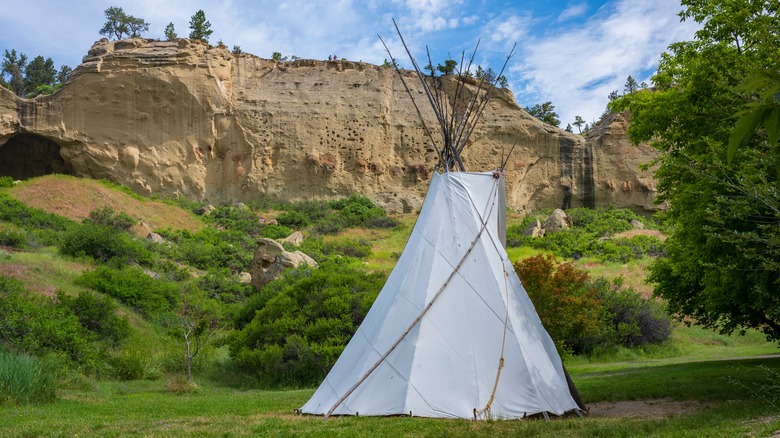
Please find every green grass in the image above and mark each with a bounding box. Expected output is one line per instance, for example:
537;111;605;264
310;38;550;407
0;248;92;297
1;354;778;437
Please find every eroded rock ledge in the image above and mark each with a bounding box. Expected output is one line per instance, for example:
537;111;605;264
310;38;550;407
0;38;660;214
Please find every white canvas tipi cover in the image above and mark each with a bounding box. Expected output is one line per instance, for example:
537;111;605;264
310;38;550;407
301;171;579;419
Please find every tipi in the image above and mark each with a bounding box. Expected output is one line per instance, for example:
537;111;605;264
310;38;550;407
300;24;584;420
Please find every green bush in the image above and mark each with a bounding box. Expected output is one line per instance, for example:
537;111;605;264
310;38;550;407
60;222;153;266
258;224;294;239
292;237;372;262
29;229;61;247
159;228;253;272
109;348;160;381
278;196;397;235
0;351;56;404
85;206;136;231
0;176;14;188
57;291;130;346
206;205;263;236
198;268;253;305
229;260;386;387
0;228;26;248
276;210;311;229
75;266;178;317
0;193;73;232
0;275;100;369
588;277;672;348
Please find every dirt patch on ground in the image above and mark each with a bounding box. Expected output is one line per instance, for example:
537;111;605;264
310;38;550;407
587;399;710;419
613;229;667;241
0;262;29;280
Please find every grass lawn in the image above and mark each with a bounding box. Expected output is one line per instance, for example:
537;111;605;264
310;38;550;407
2;342;778;437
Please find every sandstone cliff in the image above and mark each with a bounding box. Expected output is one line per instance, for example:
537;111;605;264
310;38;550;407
0;38;659;214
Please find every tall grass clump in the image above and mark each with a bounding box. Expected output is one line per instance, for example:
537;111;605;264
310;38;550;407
0;351;56;404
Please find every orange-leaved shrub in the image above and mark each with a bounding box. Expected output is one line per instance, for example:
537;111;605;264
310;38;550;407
515;254;672;355
514;254;603;355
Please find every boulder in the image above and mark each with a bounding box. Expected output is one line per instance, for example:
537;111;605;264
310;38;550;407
198;204;216;216
522;219;545;238
237;271;252;284
542;209;573;234
146;232;166;244
251;238;318;290
630;219;645;229
280;231;305;246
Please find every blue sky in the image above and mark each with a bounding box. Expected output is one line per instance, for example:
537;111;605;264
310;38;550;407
0;0;698;127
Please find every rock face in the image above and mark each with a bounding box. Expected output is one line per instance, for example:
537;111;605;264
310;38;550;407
0;38;660;214
251;238;317;290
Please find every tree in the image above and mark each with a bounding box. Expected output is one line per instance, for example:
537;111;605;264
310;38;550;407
232;45;242;54
189;10;213;44
1;49;26;95
623;75;639;94
607;90;620;102
164;22;177;40
524;101;561;127
23;56;56;95
57;65;72;84
564;123;573;133
99;6;148;40
174;284;222;383
436;59;457;75
610;0;780;342
572;115;585;133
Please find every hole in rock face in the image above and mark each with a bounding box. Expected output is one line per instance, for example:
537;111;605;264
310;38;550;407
0;134;69;180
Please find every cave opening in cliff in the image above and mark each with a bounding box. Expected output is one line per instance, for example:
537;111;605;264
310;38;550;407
0;133;69;181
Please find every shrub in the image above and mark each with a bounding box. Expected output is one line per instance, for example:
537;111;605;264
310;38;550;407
276;210;311;229
198;268;253;305
0;176;14;188
588;277;672;348
0;193;73;231
206;205;263;236
85;206;136;231
160;227;253;272
0;275;100;369
514;254;603;354
75;266;178;317
229;260;386;387
0;228;26;248
109;348;158;381
322;238;372;259
258;224;294;239
278;196;397;235
57;291;130;346
0;351;56;404
60;223;153;266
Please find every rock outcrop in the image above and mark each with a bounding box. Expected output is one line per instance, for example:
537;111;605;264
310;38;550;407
251;238;317;290
542;208;573;234
0;38;660;214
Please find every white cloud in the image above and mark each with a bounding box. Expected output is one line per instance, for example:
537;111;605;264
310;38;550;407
514;0;698;127
557;3;588;22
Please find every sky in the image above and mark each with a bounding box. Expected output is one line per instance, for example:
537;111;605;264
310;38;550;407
0;0;699;127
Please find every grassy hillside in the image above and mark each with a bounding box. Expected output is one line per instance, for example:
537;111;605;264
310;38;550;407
8;175;203;236
0;175;778;436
